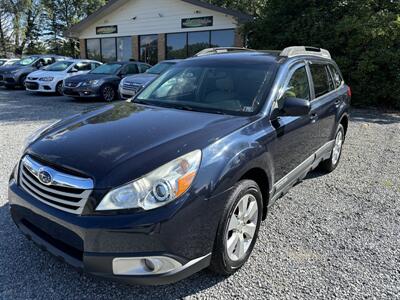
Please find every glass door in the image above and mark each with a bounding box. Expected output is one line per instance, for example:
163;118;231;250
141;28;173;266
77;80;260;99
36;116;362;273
139;35;158;65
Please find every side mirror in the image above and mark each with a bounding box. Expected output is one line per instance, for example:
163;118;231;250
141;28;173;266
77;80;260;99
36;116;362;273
69;68;78;73
281;97;311;116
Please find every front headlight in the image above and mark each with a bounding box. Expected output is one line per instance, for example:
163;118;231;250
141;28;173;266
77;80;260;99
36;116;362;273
22;120;61;153
81;80;101;87
97;150;202;211
39;77;54;81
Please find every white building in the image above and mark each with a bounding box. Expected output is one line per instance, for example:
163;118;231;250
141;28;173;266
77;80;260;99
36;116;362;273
68;0;251;65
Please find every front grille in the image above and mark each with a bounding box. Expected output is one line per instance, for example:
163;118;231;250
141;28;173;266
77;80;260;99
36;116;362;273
122;82;142;93
28;77;38;80
19;156;93;214
25;82;39;90
65;82;79;88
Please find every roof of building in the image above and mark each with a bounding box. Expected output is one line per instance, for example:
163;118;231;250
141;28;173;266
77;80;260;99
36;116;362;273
68;0;252;36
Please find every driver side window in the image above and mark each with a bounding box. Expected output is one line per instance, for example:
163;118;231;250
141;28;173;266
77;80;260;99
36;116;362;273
278;66;310;110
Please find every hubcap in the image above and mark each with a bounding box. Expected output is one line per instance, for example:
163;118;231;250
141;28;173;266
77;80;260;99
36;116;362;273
103;86;114;101
226;194;258;261
332;130;343;165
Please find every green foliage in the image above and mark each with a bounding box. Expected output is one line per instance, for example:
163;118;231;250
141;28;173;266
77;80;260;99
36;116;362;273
247;0;400;109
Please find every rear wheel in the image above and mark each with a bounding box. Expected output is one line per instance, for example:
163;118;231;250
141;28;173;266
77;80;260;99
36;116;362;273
209;180;263;275
101;84;116;102
319;124;345;172
55;81;63;96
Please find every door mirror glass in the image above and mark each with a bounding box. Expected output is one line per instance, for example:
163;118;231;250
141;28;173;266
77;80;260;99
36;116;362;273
281;97;311;116
69;68;78;73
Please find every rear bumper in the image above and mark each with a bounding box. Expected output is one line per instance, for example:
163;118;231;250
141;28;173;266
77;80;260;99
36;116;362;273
8;179;219;285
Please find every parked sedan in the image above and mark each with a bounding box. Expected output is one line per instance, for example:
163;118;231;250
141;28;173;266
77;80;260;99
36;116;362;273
0;55;69;88
0;58;19;66
25;60;102;95
63;61;149;101
119;60;182;99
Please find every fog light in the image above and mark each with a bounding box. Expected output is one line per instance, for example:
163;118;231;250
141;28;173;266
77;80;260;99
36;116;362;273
113;256;182;276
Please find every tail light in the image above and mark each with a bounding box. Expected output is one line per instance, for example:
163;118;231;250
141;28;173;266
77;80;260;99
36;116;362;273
347;86;352;97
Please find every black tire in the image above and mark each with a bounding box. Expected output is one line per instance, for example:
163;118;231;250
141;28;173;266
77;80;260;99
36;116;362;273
55;81;63;96
101;84;116;102
19;75;27;89
319;124;345;173
209;179;263;276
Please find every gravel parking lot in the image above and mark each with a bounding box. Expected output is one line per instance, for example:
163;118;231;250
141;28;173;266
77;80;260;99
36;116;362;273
0;89;399;299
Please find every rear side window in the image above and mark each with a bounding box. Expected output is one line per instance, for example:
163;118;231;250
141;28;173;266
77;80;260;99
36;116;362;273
328;65;343;88
310;63;335;98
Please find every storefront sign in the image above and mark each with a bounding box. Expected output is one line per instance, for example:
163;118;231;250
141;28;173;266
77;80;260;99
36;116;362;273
182;16;213;28
96;25;118;35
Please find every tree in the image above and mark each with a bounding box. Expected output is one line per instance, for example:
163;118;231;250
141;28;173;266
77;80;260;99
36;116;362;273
247;0;400;109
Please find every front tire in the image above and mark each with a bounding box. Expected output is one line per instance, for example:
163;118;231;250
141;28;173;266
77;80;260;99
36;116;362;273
101;84;116;102
55;81;63;96
319;124;345;173
209;180;263;276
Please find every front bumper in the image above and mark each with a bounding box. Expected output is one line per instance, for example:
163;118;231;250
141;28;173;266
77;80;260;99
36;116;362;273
62;86;101;98
0;74;18;87
8;180;216;285
119;86;137;100
25;80;57;92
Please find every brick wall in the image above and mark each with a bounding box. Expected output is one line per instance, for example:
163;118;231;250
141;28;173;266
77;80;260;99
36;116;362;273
158;33;166;62
132;35;139;61
79;39;86;59
234;29;245;48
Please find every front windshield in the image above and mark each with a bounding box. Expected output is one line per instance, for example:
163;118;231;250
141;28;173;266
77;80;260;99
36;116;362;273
90;63;122;75
136;63;276;115
45;61;73;72
17;56;37;66
146;62;175;75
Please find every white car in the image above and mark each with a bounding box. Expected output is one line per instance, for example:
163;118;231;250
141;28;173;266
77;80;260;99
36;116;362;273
25;59;102;95
0;58;19;66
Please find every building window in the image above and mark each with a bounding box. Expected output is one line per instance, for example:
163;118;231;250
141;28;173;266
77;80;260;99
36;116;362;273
166;29;236;59
86;39;101;61
140;35;158;65
211;29;235;48
117;37;132;61
101;38;117;62
166;33;187;59
188;31;210;57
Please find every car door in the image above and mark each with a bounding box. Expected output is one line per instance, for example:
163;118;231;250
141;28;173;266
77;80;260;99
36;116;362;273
269;62;320;184
308;61;339;145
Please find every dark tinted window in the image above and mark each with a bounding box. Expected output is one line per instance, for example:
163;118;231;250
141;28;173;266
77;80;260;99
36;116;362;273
86;39;101;61
140;35;158;65
122;64;139;75
139;64;151;73
210;30;235;47
328;65;343;88
166;33;187;59
188;31;210;57
310;64;334;98
101;38;117;62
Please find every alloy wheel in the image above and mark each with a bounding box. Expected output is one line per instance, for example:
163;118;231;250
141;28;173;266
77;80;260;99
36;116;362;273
103;86;115;102
332;130;343;165
226;194;259;261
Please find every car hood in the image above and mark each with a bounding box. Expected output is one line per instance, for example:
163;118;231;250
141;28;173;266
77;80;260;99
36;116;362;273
65;73;118;83
28;70;65;79
27;102;253;188
0;65;32;73
124;73;158;85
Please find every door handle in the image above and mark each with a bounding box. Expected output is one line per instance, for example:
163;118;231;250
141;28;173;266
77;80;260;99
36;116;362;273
310;113;318;123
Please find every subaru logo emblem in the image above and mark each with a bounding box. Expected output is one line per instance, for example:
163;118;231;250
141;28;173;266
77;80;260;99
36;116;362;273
38;168;53;185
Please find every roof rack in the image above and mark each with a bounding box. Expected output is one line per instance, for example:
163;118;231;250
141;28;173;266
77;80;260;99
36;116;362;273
280;46;331;59
194;47;255;57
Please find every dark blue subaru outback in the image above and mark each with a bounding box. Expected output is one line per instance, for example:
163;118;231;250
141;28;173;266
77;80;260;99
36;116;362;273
8;46;351;285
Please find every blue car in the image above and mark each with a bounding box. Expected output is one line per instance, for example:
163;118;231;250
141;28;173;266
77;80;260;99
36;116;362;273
8;46;351;285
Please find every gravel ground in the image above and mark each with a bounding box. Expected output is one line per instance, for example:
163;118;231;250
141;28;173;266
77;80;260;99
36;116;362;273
0;89;399;299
